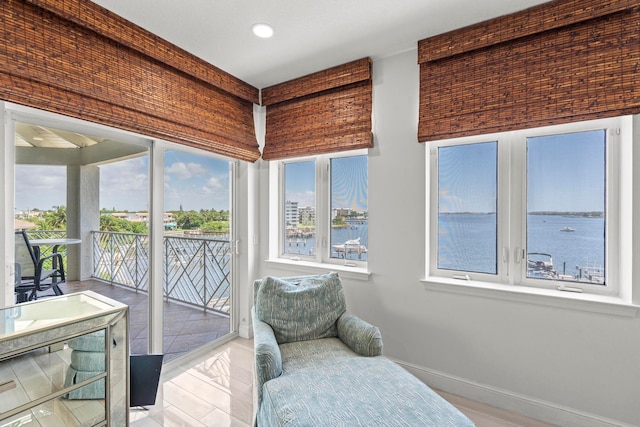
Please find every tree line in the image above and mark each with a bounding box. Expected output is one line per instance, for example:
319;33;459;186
32;206;229;234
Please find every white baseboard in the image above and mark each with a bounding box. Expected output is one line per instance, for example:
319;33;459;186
239;323;253;339
391;358;634;427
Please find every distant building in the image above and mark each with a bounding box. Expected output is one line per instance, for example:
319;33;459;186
332;208;351;219
299;206;316;226
110;212;176;229
164;213;176;229
285;201;298;228
16;210;41;219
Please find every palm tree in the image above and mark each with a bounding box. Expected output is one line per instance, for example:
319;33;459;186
39;206;66;230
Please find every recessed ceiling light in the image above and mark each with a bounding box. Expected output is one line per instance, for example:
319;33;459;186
251;23;274;39
32;137;43;141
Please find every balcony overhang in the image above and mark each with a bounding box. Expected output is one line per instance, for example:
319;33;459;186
15;122;148;166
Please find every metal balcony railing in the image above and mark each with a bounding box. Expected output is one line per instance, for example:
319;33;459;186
25;230;67;269
92;231;231;314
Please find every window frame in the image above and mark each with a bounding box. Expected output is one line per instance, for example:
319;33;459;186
429;138;503;283
272;149;369;269
428;117;624;296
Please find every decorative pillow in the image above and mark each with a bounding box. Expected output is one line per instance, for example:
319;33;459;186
256;272;346;344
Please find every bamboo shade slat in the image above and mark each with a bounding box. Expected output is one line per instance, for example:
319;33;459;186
417;0;640;143
25;0;258;104
0;0;260;161
262;58;373;160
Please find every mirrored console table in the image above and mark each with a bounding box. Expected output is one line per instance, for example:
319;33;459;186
0;291;129;426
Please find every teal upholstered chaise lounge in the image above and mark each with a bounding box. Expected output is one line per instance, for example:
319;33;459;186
252;272;475;426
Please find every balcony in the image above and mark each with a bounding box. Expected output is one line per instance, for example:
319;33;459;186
27;230;231;362
12;120;241;363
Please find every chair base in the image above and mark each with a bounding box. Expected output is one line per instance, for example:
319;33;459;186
15;286;36;303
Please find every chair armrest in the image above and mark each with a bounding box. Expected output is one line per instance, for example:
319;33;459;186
37;252;65;270
33;252;66;292
337;313;383;357
252;308;282;406
37;253;66;279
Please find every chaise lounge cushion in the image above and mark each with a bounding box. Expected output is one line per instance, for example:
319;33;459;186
255;272;346;344
259;338;474;427
253;273;475;426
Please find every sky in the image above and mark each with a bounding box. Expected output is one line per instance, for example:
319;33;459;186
15;165;67;212
284;155;368;211
527;130;605;212
284;160;315;207
16;131;603;214
15;150;230;212
438;129;606;213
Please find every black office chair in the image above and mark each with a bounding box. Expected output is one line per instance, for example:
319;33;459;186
15;230;66;302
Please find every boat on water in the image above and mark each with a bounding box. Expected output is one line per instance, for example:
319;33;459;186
560;227;575;232
332;237;368;255
527;252;557;279
527;252;605;284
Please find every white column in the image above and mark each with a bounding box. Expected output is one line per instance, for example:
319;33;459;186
67;165;100;281
236;159;259;338
149;142;164;354
0;102;15;307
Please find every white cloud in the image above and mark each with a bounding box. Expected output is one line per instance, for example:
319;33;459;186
165;162;207;180
289;190;315;208
100;157;149;211
16;155;230;212
15;166;66;210
202;177;223;194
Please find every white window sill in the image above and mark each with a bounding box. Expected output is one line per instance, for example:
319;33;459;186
421;276;639;318
265;258;371;281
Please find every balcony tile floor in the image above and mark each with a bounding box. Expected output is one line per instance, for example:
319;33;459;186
60;280;230;362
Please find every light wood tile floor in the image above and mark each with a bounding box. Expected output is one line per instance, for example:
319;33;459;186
130;337;555;427
436;390;555;427
130;337;254;426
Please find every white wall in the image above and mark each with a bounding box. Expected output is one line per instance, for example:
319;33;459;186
255;50;640;426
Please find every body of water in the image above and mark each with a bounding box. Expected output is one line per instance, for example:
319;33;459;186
438;213;605;281
285;220;369;261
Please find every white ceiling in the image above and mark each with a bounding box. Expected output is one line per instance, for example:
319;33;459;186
91;0;550;89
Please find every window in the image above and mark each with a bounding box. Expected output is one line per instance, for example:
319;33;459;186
330;156;368;262
277;150;368;267
437;142;497;275
525;131;606;285
283;160;315;257
429;118;624;295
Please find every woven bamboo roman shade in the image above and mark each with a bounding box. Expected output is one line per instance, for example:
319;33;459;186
261;58;373;160
417;0;640;142
0;0;261;162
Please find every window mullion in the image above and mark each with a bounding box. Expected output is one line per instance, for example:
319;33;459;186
498;136;512;284
316;156;329;263
510;133;527;286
